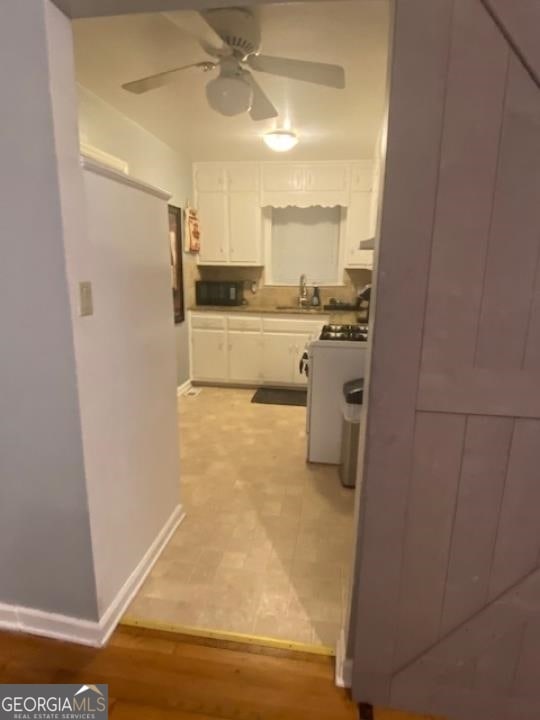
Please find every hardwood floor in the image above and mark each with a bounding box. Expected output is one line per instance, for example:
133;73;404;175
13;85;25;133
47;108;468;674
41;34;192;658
0;626;437;720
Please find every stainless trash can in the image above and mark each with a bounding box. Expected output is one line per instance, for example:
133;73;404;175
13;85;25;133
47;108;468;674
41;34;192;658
339;379;364;488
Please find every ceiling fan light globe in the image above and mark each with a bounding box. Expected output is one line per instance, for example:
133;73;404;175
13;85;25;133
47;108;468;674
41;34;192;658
206;75;253;116
263;130;299;152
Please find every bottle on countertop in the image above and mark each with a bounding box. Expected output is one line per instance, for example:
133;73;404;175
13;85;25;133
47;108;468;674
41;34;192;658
311;286;321;307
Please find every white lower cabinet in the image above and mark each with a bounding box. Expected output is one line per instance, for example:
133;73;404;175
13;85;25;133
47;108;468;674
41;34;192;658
191;329;228;381
190;313;327;386
262;332;311;386
228;331;263;382
262;333;295;384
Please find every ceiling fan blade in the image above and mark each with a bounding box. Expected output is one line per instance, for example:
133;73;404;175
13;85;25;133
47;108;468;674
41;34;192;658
122;62;214;94
162;10;229;58
247;55;345;89
247;74;278;121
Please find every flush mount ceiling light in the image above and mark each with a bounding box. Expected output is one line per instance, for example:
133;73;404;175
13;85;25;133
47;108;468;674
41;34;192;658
263;130;299;152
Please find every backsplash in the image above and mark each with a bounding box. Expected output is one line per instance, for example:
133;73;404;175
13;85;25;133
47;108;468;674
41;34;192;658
184;259;371;309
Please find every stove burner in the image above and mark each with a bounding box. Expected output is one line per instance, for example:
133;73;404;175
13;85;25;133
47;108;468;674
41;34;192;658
320;324;368;342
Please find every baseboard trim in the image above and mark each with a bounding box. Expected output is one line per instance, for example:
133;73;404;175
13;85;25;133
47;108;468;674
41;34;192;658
16;607;103;646
0;504;185;648
176;379;192;396
335;627;353;688
0;603;18;632
0;601;102;647
191;381;306;390
98;503;185;645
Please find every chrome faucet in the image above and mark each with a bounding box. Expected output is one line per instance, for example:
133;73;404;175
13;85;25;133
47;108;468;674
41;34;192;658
298;274;309;307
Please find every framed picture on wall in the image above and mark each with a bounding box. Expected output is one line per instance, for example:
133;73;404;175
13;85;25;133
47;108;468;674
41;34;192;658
168;204;185;324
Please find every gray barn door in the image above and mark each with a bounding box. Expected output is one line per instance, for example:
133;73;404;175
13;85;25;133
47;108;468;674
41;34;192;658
351;1;540;719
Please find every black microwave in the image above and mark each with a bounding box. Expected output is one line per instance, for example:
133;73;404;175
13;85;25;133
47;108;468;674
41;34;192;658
195;281;244;307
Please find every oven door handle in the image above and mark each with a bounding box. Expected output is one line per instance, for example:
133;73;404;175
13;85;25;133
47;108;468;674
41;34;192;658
299;351;309;377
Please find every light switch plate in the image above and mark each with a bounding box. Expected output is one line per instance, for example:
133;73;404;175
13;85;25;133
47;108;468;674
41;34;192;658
79;281;93;317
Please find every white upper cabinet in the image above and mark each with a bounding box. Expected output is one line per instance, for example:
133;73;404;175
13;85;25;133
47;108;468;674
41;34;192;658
196;192;227;264
261;165;303;193
350;160;374;192
260;163;350;207
369;158;382;238
345;192;373;268
227;164;259;192
228;193;261;265
194;163;263;266
227;164;261;265
193;160;379;268
344;160;378;269
305;164;348;192
194;164;226;192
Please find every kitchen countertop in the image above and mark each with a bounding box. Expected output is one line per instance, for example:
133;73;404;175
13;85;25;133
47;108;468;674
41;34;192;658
188;305;362;322
189;304;330;316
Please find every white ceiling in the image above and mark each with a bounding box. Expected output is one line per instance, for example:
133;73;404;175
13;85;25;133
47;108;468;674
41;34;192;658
72;1;390;161
55;0;339;17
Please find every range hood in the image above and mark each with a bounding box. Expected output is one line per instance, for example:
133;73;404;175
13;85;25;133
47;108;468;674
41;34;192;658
359;237;375;250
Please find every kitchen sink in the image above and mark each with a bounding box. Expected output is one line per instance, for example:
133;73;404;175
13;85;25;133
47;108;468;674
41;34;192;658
276;305;318;311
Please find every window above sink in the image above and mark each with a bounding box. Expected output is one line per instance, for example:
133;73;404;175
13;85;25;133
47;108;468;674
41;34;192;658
264;205;345;286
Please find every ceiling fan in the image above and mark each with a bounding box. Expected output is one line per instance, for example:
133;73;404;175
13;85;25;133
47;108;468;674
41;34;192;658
121;7;346;121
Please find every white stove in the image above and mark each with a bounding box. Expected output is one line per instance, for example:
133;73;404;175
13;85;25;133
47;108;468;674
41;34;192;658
306;324;369;465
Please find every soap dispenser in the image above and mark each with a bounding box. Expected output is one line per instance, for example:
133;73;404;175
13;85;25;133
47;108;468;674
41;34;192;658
311;286;321;307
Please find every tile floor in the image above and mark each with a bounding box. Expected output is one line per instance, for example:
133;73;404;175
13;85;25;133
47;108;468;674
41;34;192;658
125;386;355;648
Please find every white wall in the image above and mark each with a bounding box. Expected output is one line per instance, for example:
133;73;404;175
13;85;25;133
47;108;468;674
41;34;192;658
0;0;98;621
48;7;182;623
79;164;181;616
77;85;192;384
0;0;184;641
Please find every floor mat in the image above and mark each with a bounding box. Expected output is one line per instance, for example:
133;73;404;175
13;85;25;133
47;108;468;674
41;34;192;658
251;387;307;407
